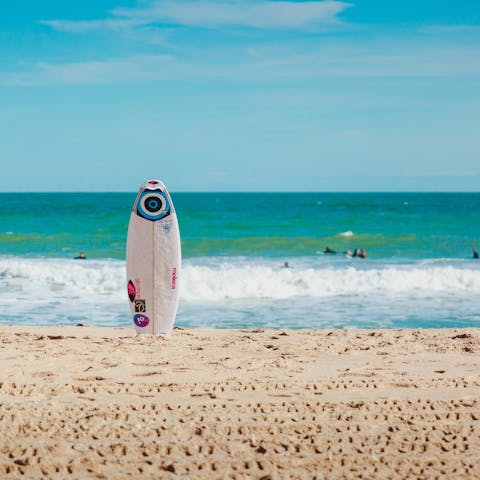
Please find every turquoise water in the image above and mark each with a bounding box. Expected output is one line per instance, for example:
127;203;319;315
0;192;479;328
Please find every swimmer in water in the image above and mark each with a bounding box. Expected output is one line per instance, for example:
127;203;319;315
473;247;479;259
324;246;337;255
74;252;87;260
359;248;367;259
283;261;290;268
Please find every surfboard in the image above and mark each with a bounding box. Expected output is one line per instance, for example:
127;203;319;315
126;180;181;334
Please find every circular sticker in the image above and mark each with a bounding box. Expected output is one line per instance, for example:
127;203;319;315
145;196;162;213
136;190;171;221
133;314;150;328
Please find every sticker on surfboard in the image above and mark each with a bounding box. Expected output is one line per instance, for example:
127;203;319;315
134;299;146;312
162;222;173;235
133;314;150;328
127;280;136;302
136;190;171;221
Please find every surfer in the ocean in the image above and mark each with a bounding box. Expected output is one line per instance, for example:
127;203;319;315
74;252;87;260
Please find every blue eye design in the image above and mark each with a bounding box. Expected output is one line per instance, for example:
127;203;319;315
136;190;171;221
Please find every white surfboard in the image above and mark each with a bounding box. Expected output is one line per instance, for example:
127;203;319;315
126;180;181;334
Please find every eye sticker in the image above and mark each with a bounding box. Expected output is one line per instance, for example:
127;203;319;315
136;190;171;221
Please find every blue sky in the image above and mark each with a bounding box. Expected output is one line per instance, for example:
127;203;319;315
1;0;479;191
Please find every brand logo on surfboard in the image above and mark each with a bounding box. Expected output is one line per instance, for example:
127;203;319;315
162;222;173;235
134;299;146;313
133;314;150;328
171;268;177;290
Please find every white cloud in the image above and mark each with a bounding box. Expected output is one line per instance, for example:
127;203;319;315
39;18;141;33
113;0;351;28
40;1;351;33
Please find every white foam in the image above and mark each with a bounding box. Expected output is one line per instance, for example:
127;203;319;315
0;258;124;297
1;257;480;302
1;257;479;326
0;258;125;325
339;231;354;237
181;263;480;301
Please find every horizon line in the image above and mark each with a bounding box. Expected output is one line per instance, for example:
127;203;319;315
0;190;479;194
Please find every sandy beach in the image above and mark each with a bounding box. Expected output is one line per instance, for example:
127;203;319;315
0;326;479;479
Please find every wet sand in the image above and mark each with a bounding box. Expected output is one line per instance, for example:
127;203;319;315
0;326;479;479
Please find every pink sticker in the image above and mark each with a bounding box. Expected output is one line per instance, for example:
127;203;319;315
127;281;136;302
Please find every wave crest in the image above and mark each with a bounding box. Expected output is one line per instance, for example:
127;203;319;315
1;258;479;304
182;263;480;300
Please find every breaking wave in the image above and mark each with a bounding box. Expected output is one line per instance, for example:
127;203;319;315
1;257;479;304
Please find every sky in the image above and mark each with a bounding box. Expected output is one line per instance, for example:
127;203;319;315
1;0;479;191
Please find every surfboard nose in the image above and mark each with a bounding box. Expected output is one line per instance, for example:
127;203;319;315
142;179;167;191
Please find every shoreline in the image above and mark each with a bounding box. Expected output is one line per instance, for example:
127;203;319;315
1;326;479;478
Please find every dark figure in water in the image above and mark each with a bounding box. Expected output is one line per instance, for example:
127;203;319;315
283;261;290;268
474;247;479;259
74;252;87;260
324;246;337;255
352;248;367;258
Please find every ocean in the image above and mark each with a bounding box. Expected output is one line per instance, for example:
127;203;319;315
0;192;479;329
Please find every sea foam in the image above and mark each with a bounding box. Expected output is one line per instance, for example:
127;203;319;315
1;256;479;328
182;263;480;300
1;257;479;304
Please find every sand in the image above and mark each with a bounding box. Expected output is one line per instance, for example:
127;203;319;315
0;325;479;479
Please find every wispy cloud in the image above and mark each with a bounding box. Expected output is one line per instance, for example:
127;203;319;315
12;1;480;87
113;0;351;28
3;43;480;87
2;55;175;86
39;18;141;33
41;0;351;33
